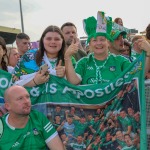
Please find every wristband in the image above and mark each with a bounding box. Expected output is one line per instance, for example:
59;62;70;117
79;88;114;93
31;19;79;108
33;79;38;86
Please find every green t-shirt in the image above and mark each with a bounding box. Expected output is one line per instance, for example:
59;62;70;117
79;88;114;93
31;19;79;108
75;53;131;85
117;116;132;132
101;140;119;149
70;142;86;150
0;110;57;150
85;139;92;146
128;115;137;133
73;120;88;137
91;120;101;131
91;143;101;150
116;139;127;148
122;145;137;150
96;128;108;140
71;56;77;68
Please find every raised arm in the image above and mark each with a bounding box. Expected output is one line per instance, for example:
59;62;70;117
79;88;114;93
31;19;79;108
64;41;81;85
138;39;150;73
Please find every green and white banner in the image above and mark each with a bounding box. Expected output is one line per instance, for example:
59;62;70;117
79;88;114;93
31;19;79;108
0;52;147;150
112;22;131;33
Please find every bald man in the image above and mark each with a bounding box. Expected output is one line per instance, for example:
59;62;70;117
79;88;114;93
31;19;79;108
0;85;64;150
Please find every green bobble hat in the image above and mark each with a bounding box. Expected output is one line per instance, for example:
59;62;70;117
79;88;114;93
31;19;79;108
110;29;127;41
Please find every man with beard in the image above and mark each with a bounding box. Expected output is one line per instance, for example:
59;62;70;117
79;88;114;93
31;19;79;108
61;22;87;61
0;85;64;150
108;29;127;55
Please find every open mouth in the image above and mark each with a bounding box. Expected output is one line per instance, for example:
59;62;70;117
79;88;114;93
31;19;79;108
96;46;103;49
50;46;57;48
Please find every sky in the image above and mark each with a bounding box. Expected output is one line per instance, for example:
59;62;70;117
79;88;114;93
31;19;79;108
0;0;149;43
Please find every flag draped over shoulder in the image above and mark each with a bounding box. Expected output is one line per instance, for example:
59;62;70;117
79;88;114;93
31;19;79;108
0;52;147;150
0;70;12;103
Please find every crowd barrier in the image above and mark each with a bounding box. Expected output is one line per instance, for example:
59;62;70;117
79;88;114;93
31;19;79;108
145;79;150;149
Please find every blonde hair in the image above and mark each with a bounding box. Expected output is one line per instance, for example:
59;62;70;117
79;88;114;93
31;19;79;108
7;46;16;55
6;47;18;65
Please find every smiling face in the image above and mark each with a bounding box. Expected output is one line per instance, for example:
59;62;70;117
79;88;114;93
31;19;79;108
77;136;83;144
124;134;132;146
91;36;109;56
43;32;63;58
127;108;134;116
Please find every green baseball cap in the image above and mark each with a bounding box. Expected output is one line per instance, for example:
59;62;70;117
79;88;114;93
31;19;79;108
110;30;127;41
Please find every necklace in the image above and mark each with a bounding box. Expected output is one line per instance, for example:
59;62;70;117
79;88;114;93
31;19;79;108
92;52;110;84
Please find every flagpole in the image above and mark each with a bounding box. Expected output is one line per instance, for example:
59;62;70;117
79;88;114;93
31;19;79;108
19;0;24;33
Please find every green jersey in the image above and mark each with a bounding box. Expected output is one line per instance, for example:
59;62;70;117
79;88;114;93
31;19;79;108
71;56;77;68
122;145;137;150
91;143;101;150
70;142;86;150
128;115;137;133
96;128;108;140
117;116;132;132
0;110;57;150
116;139;127;148
75;53;131;85
101;140;119;149
73;120;88;137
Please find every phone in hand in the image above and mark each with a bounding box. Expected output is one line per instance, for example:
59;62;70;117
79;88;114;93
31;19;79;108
39;64;49;75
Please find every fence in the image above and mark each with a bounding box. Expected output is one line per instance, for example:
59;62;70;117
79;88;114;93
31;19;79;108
145;79;150;150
